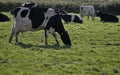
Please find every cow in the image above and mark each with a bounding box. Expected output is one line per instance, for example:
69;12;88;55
9;7;72;46
0;13;9;22
80;5;95;21
96;11;119;22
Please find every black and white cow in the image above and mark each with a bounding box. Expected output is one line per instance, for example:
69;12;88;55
9;7;72;45
96;11;119;22
0;13;9;22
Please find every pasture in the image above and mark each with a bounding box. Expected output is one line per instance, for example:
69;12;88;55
0;12;120;75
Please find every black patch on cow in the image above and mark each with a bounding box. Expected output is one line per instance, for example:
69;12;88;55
0;13;9;22
21;9;28;17
30;7;48;13
60;15;71;23
29;7;49;28
46;15;65;33
73;15;83;23
10;7;21;18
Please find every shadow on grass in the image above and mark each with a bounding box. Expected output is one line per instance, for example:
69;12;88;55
16;42;71;50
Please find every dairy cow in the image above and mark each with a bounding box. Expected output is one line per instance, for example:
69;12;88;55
9;7;72;45
80;5;95;21
96;11;119;22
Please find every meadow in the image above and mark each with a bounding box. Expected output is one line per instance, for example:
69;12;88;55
0;12;120;75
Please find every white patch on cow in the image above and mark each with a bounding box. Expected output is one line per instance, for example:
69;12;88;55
40;8;56;28
48;27;55;34
13;7;33;33
71;15;75;22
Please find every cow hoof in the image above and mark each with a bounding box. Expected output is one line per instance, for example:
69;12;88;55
55;43;60;46
9;40;12;43
15;42;19;45
45;42;48;45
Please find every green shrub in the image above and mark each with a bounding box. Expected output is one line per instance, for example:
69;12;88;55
0;2;120;15
95;3;120;15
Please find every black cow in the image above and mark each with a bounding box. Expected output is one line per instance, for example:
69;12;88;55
96;11;119;22
9;7;72;46
0;13;9;22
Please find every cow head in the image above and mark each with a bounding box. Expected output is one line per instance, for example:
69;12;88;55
73;15;83;23
61;31;72;46
96;11;102;17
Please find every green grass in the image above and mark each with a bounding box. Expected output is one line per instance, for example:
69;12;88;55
0;12;120;75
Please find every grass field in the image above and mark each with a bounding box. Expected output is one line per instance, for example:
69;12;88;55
0;12;120;75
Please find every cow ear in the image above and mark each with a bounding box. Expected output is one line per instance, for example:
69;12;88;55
9;7;21;15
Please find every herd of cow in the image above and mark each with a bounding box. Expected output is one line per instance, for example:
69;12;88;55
0;2;119;46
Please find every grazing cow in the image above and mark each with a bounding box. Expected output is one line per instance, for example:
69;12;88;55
96;11;119;22
22;2;38;8
0;13;9;22
9;7;72;45
60;14;83;23
80;5;95;21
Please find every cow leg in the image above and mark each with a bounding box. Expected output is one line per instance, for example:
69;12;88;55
92;15;95;21
15;32;20;43
9;27;15;43
45;29;49;45
52;32;59;46
87;16;89;20
9;31;14;43
80;14;83;18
